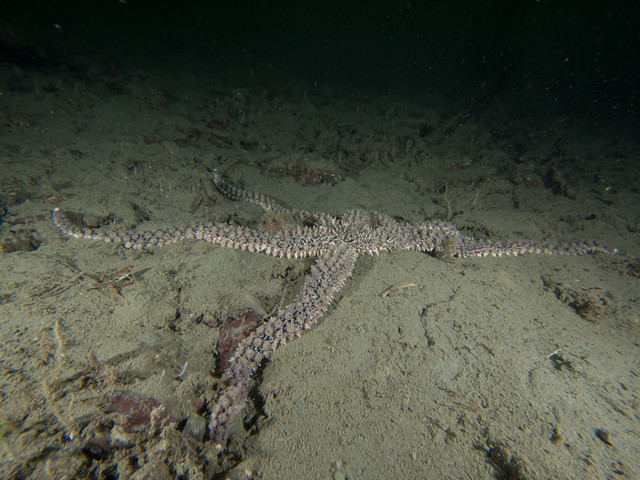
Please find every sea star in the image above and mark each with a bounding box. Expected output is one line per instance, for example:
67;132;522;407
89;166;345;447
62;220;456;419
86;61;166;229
52;171;612;448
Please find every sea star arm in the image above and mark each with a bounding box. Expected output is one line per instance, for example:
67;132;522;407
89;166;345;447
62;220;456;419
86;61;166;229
52;208;333;259
392;220;463;254
212;170;335;225
390;220;614;258
454;237;615;258
209;245;357;447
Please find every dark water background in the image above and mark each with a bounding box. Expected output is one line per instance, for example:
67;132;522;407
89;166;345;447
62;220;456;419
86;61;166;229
2;0;638;125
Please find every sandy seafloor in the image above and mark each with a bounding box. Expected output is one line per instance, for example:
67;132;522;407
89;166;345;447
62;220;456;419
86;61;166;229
0;65;639;480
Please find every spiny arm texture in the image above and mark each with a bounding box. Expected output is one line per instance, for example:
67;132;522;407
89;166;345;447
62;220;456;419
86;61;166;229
209;245;357;446
51;171;613;450
52;208;333;259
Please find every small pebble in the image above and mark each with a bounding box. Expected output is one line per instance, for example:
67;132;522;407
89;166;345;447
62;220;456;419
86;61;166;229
184;414;206;442
595;428;613;446
82;214;101;228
